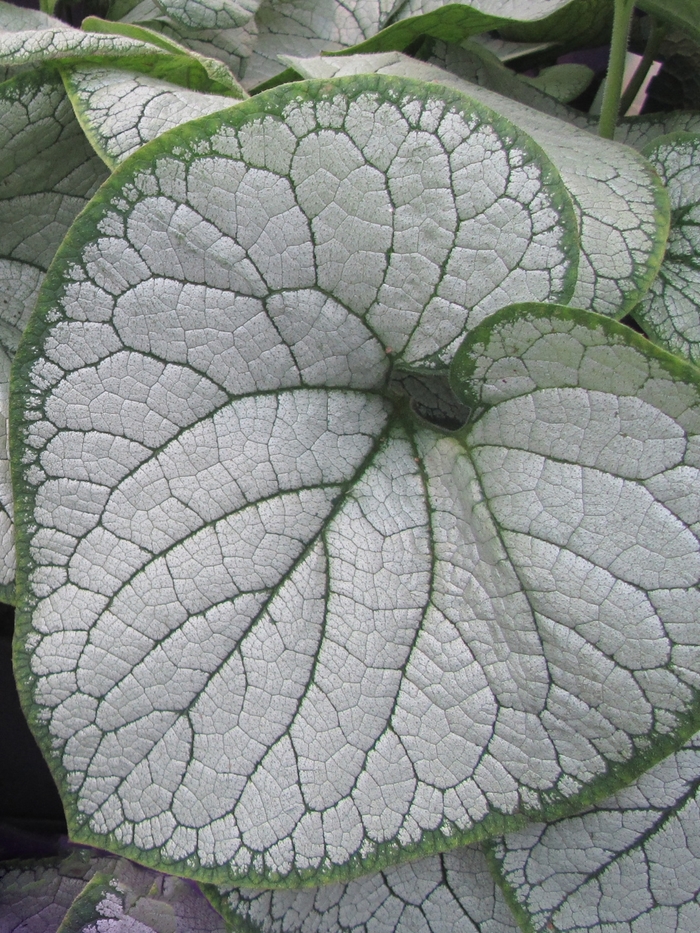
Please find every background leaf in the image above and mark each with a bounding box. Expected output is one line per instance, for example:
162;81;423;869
490;733;700;932
633;132;700;367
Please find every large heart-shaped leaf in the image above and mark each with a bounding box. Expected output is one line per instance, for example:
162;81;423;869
490;733;700;932
13;77;700;888
0;68;109;603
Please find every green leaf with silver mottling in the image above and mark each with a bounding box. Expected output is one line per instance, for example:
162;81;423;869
338;0;613;57
489;733;700;933
418;37;593;126
0;0;68;33
152;0;259;32
614;110;700;153
56;859;227;933
81;16;245;94
62;65;243;169
13;77;700;888
0;68;108;603
207;845;518;932
519;63;595;104
0;850;116;933
0;17;240;96
11;74;581;887
632;133;700;368
284;52;670;317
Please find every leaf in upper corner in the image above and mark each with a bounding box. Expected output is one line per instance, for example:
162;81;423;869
520;63;595;104
0;0;69;33
338;0;613;58
56;859;227;933
81;17;245;95
632;132;700;368
11;77;700;887
489;733;700;933
0;16;240;96
637;0;700;46
0;68;109;604
152;0;260;32
207;844;518;932
62;65;243;169
284;51;670;317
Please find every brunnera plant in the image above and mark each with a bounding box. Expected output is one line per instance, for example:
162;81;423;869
1;0;700;931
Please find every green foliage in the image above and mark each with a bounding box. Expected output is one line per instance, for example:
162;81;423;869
1;0;700;930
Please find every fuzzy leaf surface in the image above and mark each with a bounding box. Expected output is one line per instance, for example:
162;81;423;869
284;52;670;316
632;132;700;367
490;733;700;932
208;844;517;932
15;79;697;888
0;68;108;603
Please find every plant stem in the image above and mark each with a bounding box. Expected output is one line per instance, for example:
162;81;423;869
617;15;666;117
598;0;636;139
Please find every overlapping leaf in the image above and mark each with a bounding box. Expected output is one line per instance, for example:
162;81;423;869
490;733;700;932
283;51;670;316
12;75;700;889
0;68;109;603
0;6;241;95
632;132;700;367
208;844;517;932
63;65;242;168
56;857;228;933
0;850;115;933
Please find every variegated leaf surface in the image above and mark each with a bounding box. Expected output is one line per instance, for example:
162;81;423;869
63;65;242;169
208;844;517;933
282;52;670;316
632;132;700;367
80;17;245;95
12;74;700;889
490;733;700;932
11;74;573;885
0;68;109;603
152;0;260;31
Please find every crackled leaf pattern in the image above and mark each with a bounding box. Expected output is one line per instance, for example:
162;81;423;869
285;52;669;316
491;733;700;932
633;133;700;367
63;66;242;168
210;844;517;932
0;851;115;933
15;80;697;887
57;858;227;933
0;69;108;599
243;0;405;88
154;0;259;30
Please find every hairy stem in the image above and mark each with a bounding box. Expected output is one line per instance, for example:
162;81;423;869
618;15;666;116
598;0;636;139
